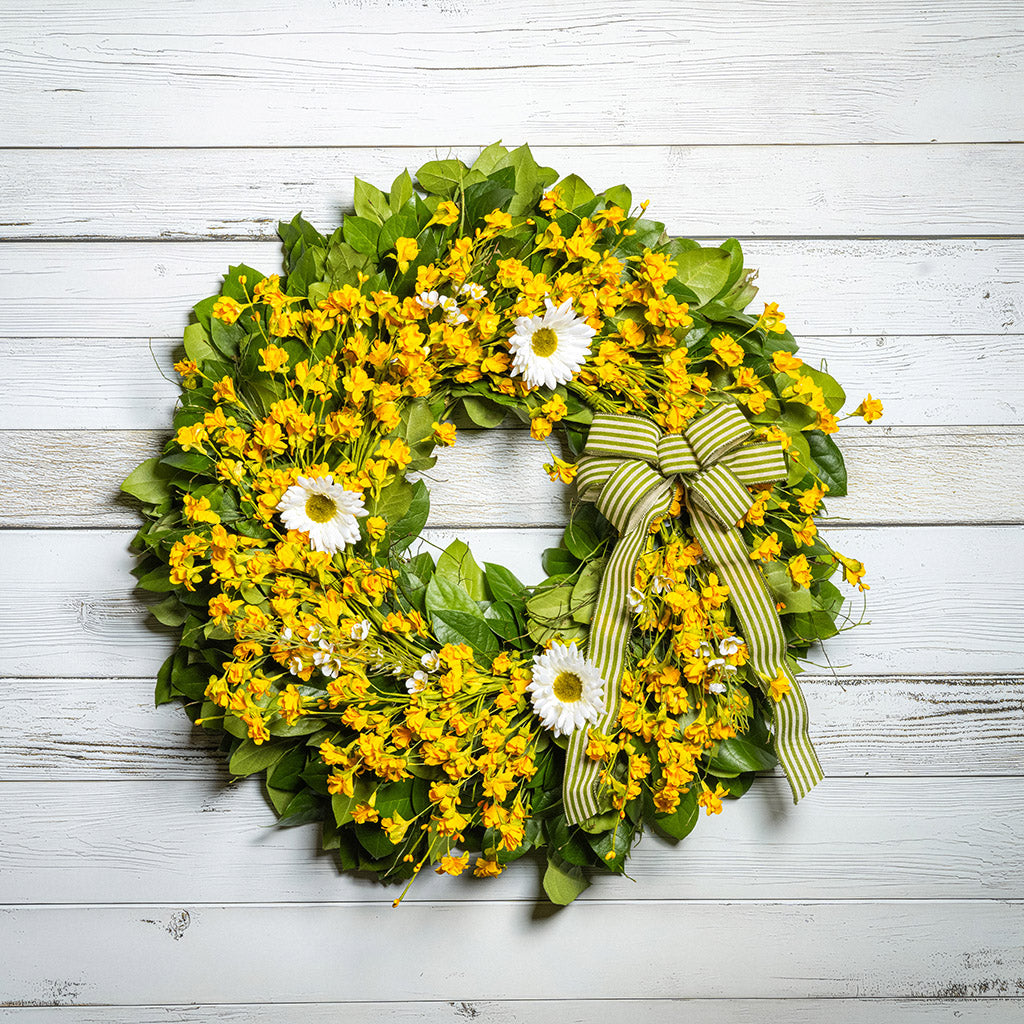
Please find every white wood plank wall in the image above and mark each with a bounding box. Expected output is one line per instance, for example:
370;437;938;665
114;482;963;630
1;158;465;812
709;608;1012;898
1;1;1022;1019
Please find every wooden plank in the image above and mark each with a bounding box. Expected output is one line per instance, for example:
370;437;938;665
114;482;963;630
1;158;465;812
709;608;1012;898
1;901;1022;1002
1;426;1019;528
0;777;1021;903
4;144;1024;240
0;526;1021;678
4;675;1019;781
3;1001;1022;1023
2;2;1022;145
4;334;1020;430
1;240;1021;339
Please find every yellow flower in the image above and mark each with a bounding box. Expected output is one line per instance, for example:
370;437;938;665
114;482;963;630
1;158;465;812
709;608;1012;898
381;814;412;844
787;553;813;588
749;532;782;562
767;670;792;702
771;350;803;373
258;344;289;374
710;332;744;367
212;296;245;324
175;423;208;453
212;375;238;403
837;552;870;591
427;200;459;227
697;782;727;816
757;301;786;334
393;237;419;273
473;856;504;878
543;456;577;484
437;851;471;876
365;516;387;542
855;394;884;423
432;421;457;446
351;802;379;825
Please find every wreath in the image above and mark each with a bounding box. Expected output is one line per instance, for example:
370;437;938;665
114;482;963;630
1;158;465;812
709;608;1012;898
123;143;882;905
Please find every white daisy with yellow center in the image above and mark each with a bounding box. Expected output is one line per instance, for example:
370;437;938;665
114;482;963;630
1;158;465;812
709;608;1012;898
508;297;596;390
276;475;367;554
527;640;605;737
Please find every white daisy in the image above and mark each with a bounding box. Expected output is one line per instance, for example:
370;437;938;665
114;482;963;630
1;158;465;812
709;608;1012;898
508;297;596;390
527;641;605;738
276;475;366;554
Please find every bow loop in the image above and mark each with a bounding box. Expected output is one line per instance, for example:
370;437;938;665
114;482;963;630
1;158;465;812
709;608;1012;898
684;402;752;466
687;463;758;527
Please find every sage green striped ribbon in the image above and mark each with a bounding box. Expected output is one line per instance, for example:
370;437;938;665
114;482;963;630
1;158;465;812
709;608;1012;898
563;404;823;825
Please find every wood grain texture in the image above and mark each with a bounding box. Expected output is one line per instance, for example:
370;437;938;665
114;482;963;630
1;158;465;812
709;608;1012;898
4;334;1020;430
2;426;1021;528
1;240;1021;339
0;526;1021;679
4;1001;1022;1022
4;675;1021;780
3;1;1022;146
1;777;1021;903
4;144;1024;240
1;902;1022;1002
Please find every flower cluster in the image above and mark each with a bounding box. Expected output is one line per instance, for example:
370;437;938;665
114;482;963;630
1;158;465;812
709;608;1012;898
125;144;880;905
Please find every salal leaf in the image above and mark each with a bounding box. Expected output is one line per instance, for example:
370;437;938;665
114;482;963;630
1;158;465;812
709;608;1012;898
435;538;488;601
543;855;591;906
674;247;734;306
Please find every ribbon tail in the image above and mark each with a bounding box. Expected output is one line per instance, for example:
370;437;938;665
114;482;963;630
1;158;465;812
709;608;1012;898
563;486;673;826
687;500;823;803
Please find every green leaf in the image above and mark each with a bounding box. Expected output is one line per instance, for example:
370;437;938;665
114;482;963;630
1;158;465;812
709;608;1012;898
602;184;632;210
709;736;778;775
788;609;840;644
806;430;848;497
785;429;812;487
543;855;590;906
122;457;174;504
483;601;520;641
484;562;527;606
541;546;579;577
674;247;734;306
652;786;699;841
148;593;188;627
389;168;414;212
228;739;288;778
471;142;509;175
570;558;605;624
182;322;218;364
353;177;390;225
425;575;497;658
154;654;174;706
556;173;595;210
435;538;488;601
416;159;482;198
760;560;815;614
341;215;382;255
563;514;603;561
461;394;507;427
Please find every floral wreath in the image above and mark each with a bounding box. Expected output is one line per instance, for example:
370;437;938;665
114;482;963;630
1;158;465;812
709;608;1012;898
124;143;882;905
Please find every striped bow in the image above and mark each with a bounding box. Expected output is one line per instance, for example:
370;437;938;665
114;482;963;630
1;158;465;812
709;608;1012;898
562;403;823;825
